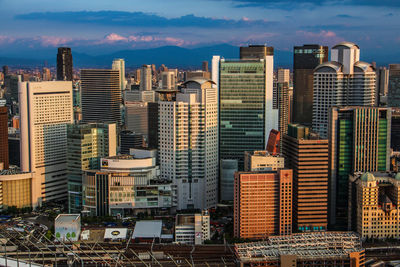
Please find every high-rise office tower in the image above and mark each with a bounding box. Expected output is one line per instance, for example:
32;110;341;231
19;81;73;206
239;45;274;60
161;70;177;90
377;67;389;106
67;123;116;213
41;67;51;81
220;159;238;202
112;58;126;92
120;130;145;154
57;47;73;81
277;68;290;84
140;65;152;91
391;108;400;152
147;102;159;149
81;69;121;125
159;79;218;210
329;106;391;229
125;102;149;135
292;44;328;127
313;42;376;138
0;106;9;170
202;61;209;72
276;82;290;135
2;66;8;77
234;169;292;239
213;45;277;169
388;64;400;107
282;124;329;232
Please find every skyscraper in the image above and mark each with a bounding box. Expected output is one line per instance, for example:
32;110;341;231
213;45;277;169
81;69;121;125
57;47;73;81
159;79;218;210
19;81;73;206
202;61;209;72
125;102;149;135
239;45;274;60
112;58;126;92
276;82;290;135
140;65;152;91
161;70;177;90
292;44;328;127
282;124;329;232
67;123;117;213
0;106;9;169
313;42;376;138
277;68;290;84
234;169;292;239
377;67;389;106
388;64;400;107
329;106;391;229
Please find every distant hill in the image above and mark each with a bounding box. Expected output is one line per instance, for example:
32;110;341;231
0;44;294;69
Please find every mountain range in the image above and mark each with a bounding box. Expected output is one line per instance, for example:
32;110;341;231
0;44;293;69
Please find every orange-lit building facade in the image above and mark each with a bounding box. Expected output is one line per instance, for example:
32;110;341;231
234;169;292;239
266;129;280;155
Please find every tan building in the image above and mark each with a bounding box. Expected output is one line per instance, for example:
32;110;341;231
349;172;400;240
282;124;329;232
234;169;292;239
0;168;34;210
244;150;284;172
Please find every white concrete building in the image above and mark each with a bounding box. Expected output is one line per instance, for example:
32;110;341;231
19;81;73;206
313;42;376;138
159;79;218;210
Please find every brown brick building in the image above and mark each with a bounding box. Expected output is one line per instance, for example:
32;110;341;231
0;106;8;169
282;124;328;232
234;169;292;239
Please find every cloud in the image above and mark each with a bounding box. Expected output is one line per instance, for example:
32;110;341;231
295;30;344;45
216;0;400;9
15;10;275;29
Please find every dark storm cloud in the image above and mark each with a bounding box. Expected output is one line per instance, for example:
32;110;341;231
15;10;275;28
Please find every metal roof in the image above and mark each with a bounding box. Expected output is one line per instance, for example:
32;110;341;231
132;220;162;239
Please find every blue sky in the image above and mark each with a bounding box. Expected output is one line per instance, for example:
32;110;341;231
0;0;399;62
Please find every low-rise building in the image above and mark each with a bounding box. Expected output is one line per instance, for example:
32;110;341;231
82;150;173;216
0;168;34;211
235;232;365;267
55;214;81;242
349;172;400;239
175;211;210;245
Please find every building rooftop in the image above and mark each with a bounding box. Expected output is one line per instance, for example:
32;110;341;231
132;221;162;239
235;232;362;262
55;214;80;223
104;228;128;240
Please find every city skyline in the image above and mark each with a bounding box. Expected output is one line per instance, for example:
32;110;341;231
0;0;399;65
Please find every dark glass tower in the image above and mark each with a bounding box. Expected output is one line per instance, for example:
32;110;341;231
57;47;73;81
292;44;328;126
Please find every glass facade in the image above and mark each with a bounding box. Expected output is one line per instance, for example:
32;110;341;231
332;107;390;230
67;123;114;213
219;60;266;169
